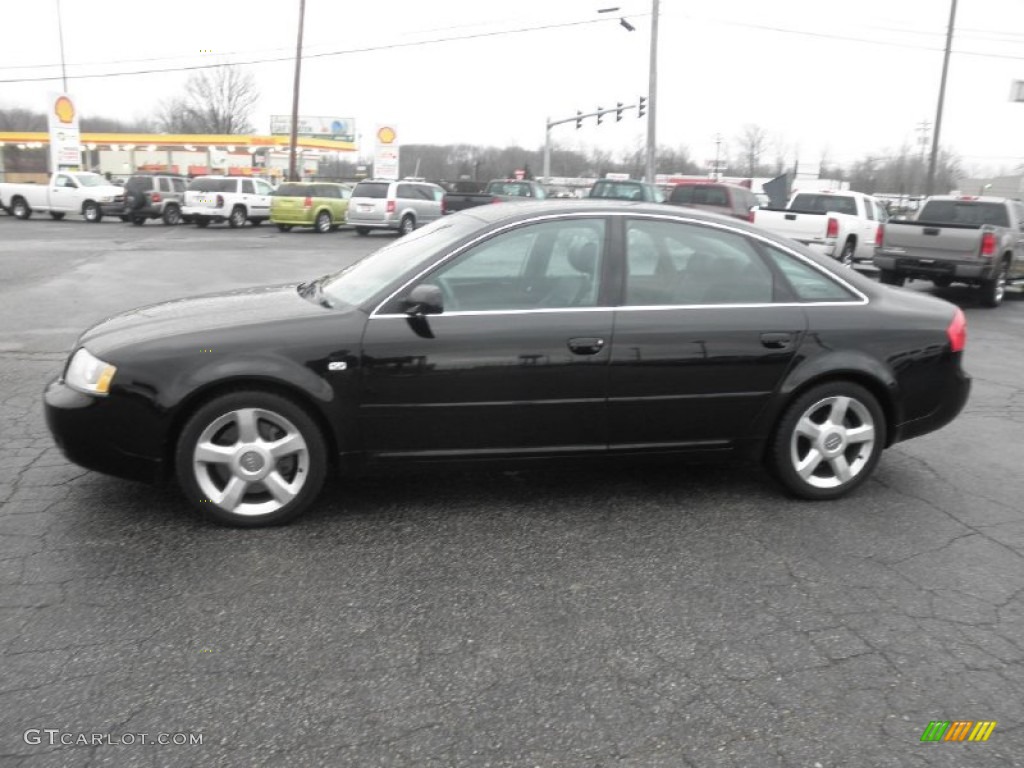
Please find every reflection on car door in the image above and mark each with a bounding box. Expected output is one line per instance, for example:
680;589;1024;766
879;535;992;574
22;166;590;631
608;217;807;449
359;217;613;456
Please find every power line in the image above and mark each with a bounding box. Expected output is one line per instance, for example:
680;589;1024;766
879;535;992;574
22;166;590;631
0;15;643;83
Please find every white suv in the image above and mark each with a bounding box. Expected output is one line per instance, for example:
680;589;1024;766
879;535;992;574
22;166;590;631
182;176;274;228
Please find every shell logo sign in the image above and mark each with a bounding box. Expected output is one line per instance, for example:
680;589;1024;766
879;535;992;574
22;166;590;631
376;126;397;145
54;96;76;125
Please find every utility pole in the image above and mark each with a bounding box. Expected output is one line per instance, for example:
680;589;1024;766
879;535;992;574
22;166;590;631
713;133;723;181
288;0;306;182
926;0;957;196
644;0;659;183
56;0;68;92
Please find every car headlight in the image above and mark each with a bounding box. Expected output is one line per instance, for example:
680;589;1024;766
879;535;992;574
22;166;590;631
65;348;117;396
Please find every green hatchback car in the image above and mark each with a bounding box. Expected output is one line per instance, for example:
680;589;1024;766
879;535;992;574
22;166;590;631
271;182;352;233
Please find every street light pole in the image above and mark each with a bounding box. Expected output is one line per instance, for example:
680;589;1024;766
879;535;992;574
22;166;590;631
926;0;957;196
56;0;68;92
644;0;659;183
288;0;306;182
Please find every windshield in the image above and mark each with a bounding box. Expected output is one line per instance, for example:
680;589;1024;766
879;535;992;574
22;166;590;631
73;173;108;187
320;214;481;308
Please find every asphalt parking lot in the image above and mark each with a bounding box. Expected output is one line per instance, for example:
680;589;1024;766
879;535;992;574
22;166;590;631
1;214;1022;767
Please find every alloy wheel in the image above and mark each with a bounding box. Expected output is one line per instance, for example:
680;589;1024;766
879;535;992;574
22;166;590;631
789;395;876;490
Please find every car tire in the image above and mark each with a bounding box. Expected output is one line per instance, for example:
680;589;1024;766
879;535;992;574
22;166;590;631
174;390;328;528
195;217;210;228
119;215;131;223
355;227;370;236
398;215;415;236
315;210;332;233
162;205;182;226
769;381;886;500
979;259;1008;308
838;239;856;267
132;217;145;226
878;270;905;287
251;218;264;226
228;206;246;228
49;212;65;221
932;277;952;289
82;201;102;223
276;224;293;232
11;198;31;219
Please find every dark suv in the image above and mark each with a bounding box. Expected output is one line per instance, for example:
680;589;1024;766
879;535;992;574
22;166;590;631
120;173;189;225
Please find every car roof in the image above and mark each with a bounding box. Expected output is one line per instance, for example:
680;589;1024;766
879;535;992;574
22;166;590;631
452;199;753;225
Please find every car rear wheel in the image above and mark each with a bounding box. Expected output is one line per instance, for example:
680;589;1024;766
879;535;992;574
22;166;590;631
228;206;246;228
932;277;952;289
276;224;293;232
12;198;31;219
355;227;370;236
49;212;65;221
132;217;145;226
315;210;332;233
162;205;182;226
398;215;415;236
878;270;905;287
82;201;102;223
769;381;885;500
195;217;210;228
979;260;1008;308
175;390;328;527
838;240;856;266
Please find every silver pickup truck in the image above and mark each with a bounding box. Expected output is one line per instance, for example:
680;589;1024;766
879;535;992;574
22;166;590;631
874;195;1024;307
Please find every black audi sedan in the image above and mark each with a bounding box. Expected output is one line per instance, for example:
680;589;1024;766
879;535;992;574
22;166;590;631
44;201;970;526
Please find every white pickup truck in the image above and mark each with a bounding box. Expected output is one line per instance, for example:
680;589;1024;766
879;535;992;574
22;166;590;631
752;190;888;266
0;171;125;223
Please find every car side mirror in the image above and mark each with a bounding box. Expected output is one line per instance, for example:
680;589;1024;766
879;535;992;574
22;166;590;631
400;284;443;316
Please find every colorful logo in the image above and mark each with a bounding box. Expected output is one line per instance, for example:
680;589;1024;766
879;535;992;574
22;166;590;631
376;126;396;145
920;720;997;742
54;95;75;124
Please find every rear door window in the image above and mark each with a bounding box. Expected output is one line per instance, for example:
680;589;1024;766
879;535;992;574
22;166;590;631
241;180;255;195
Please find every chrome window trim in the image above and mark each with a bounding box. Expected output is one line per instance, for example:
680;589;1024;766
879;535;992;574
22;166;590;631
369;210;868;318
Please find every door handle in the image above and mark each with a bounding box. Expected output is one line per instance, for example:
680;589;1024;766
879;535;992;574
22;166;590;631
567;337;605;355
760;332;793;349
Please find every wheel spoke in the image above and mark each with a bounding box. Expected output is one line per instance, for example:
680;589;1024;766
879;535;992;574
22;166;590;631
830;455;853;484
845;424;875;444
795;415;822;439
235;409;260;444
827;396;851;427
796;448;824;479
195;441;234;465
216;476;249;510
267;432;305;459
263;471;298;504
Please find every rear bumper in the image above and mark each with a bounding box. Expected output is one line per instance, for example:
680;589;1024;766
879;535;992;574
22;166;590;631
874;252;996;281
182;205;228;219
891;366;971;444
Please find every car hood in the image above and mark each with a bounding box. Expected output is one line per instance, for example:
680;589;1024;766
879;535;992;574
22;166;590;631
79;283;353;356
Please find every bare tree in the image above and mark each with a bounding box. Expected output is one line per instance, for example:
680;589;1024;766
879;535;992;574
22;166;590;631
157;65;259;134
736;124;768;176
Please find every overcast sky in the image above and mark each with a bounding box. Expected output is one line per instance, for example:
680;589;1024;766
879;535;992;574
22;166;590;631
1;0;1023;175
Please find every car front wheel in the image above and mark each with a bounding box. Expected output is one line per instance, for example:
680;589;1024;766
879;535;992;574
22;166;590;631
769;381;885;500
175;390;328;527
82;201;102;223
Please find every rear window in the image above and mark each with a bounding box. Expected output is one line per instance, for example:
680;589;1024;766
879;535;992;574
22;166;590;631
486;181;534;197
274;183;312;197
351;182;389;199
188;178;235;193
789;194;858;216
125;176;154;192
590;181;644;201
669;185;730;206
917;201;1010;228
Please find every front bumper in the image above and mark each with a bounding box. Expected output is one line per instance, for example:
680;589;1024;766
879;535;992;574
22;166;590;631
874;252;995;281
44;378;164;483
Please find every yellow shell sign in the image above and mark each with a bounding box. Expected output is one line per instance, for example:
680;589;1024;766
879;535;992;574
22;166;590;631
54;96;76;125
376;126;396;145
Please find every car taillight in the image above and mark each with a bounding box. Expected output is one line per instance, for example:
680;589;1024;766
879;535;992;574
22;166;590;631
947;307;966;353
980;231;996;257
386;200;395;214
747;209;756;223
491;197;503;204
150;192;161;203
874;224;883;246
216;194;224;208
826;217;839;239
304;196;312;208
440;196;447;215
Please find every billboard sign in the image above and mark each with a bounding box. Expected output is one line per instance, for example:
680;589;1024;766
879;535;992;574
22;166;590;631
48;93;81;170
270;115;355;141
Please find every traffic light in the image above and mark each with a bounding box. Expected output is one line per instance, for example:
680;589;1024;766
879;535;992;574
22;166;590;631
597;107;603;126
616;102;624;122
638;96;647;118
576;110;583;130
